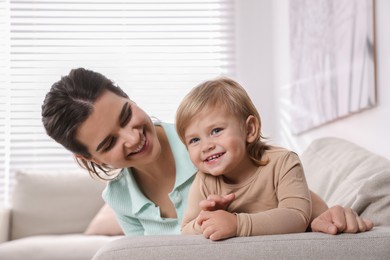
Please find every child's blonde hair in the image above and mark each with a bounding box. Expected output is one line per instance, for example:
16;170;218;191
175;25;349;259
176;77;269;166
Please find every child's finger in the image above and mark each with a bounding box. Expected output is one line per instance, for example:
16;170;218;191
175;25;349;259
199;200;215;211
223;193;235;202
196;211;211;225
207;194;223;202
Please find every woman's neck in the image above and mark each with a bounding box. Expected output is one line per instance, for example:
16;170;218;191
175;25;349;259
131;125;177;218
131;125;176;187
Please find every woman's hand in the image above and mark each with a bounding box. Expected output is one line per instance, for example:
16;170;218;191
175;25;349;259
311;205;374;234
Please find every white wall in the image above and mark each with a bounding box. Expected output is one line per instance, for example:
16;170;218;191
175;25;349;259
235;0;275;139
236;0;390;159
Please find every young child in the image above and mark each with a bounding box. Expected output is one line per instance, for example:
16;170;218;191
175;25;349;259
176;77;312;241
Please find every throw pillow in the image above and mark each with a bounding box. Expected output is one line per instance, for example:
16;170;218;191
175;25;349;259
301;137;390;226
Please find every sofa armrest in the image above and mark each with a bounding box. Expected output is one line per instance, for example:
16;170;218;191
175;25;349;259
0;206;11;243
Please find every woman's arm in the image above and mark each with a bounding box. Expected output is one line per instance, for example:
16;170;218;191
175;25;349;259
310;190;329;221
116;213;144;236
181;173;206;235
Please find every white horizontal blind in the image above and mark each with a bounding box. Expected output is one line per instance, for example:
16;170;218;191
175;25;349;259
0;0;236;204
0;0;10;206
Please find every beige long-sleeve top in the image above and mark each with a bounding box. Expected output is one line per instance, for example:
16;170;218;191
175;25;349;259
181;147;312;237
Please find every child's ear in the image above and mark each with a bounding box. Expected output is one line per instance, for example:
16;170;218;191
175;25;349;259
245;115;260;144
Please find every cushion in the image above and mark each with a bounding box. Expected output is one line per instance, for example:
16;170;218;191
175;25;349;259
300;137;390;225
84;204;124;236
0;206;11;242
11;171;106;240
352;171;390;226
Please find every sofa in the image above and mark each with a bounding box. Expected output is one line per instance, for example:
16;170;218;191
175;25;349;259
1;137;389;259
93;137;390;259
0;170;123;260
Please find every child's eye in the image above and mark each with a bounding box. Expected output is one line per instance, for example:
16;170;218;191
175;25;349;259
188;137;200;145
211;128;222;135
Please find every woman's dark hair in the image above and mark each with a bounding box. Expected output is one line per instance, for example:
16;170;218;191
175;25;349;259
41;68;128;180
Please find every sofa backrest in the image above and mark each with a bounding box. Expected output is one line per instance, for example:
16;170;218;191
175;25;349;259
11;171;105;240
301;137;390;226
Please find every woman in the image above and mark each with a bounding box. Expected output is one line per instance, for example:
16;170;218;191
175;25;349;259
41;68;373;236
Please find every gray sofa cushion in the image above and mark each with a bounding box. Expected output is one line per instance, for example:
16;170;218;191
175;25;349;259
93;227;390;260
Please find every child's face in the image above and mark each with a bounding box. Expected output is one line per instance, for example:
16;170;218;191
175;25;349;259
184;106;257;183
76;90;162;169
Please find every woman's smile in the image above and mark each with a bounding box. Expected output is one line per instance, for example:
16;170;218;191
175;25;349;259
126;130;147;158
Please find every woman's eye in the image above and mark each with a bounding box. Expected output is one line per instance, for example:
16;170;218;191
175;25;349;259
121;115;130;127
188;137;200;145
103;137;116;152
211;128;222;135
120;106;132;127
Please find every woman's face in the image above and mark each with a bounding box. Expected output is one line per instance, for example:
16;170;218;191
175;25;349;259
76;90;161;169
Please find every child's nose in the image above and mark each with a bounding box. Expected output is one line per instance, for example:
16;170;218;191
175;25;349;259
202;141;215;153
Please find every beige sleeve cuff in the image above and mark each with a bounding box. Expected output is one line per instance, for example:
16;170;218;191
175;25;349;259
236;213;252;237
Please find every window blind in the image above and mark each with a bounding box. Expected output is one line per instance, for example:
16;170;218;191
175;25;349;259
0;0;236;204
0;0;10;205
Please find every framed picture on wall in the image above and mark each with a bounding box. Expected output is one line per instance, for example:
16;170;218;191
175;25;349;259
285;0;376;135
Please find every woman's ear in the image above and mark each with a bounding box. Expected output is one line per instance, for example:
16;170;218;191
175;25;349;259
74;154;101;165
74;154;84;160
245;115;260;144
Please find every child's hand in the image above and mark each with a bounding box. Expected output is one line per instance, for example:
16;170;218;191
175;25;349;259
199;193;235;211
196;210;237;241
